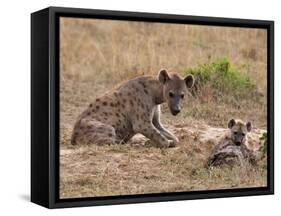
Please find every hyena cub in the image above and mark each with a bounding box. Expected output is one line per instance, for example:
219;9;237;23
208;119;257;167
71;69;194;148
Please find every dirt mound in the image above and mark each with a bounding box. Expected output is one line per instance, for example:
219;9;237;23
173;122;265;152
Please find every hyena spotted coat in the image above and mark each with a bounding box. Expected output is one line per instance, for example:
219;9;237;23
71;69;194;148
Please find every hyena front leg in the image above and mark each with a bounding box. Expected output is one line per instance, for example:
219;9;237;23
133;120;175;148
152;105;179;144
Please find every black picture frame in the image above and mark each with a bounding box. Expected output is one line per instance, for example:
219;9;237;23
31;6;274;209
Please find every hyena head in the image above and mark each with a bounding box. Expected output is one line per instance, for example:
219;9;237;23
158;69;194;116
228;119;252;146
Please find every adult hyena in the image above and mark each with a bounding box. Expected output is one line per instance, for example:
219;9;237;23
71;69;194;148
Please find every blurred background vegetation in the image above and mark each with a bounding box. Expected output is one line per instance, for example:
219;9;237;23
60;17;267;129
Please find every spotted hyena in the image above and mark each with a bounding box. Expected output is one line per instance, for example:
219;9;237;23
208;119;257;166
71;69;194;148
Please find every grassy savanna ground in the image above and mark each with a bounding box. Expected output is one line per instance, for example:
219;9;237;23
59;17;267;198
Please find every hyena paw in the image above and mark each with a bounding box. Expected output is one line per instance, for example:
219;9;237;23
168;140;176;148
173;136;179;144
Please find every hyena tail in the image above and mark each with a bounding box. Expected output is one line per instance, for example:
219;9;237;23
71;131;78;145
70;121;80;145
71;116;86;145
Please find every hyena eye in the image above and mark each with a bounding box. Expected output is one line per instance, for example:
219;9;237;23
169;92;175;98
242;133;246;136
180;94;185;99
234;132;238;135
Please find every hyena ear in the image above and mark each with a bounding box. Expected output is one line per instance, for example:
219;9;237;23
158;69;170;84
246;121;252;132
184;74;194;88
228;119;236;129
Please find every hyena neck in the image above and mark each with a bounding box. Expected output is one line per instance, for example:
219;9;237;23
151;78;165;105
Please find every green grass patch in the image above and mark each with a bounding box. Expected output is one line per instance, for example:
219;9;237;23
184;58;257;100
259;132;267;157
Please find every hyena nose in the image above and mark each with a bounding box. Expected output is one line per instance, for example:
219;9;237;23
172;108;181;116
235;141;241;146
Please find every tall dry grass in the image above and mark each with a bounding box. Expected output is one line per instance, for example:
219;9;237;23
60;17;267;91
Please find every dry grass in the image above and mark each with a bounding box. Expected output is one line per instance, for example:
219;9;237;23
60;144;266;198
60;123;266;198
59;17;267;198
